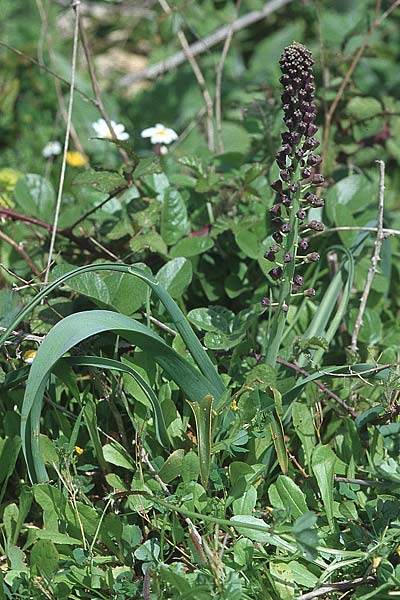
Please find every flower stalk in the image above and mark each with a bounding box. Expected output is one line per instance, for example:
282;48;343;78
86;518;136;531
263;42;324;366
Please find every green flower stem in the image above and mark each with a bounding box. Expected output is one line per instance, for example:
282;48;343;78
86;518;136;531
265;173;301;366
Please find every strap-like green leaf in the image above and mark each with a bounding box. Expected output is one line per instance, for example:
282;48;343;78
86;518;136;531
0;263;224;396
21;310;222;483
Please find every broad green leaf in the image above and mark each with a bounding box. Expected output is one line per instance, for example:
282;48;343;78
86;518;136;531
346;96;381;120
188;306;234;334
270;412;288;475
230;516;272;543
30;540;59;577
292;402;316;466
188;395;213;487
232;486;257;516
312;445;337;529
157;257;192;298
103;442;135;470
13;174;55;220
158;449;185;483
234;229;259;259
0;289;21;328
170;236;214;258
72;169;126;194
270;562;296;600
161;188;190;244
130;231;168;255
268;475;308;520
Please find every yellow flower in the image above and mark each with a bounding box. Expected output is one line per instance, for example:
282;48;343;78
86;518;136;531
231;399;238;411
74;446;84;455
22;349;37;364
0;168;21;207
66;151;86;168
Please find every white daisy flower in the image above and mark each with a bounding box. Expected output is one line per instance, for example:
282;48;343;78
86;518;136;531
140;123;178;145
42;141;62;158
92;118;130;141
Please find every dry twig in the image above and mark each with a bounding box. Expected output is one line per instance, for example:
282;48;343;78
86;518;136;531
0;230;41;276
296;576;375;600
158;0;215;151
78;20;130;163
312;225;400;238
215;0;241;152
277;357;357;417
351;161;385;352
320;0;400;171
44;0;81;284
35;0;89;168
119;0;294;86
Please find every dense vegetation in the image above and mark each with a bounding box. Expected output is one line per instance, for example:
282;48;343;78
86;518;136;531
1;1;400;598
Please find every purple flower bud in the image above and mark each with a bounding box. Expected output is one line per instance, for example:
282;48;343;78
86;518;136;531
307;123;318;137
291;132;301;145
308;220;324;232
280;169;290;182
281;303;289;313
271;179;283;192
310;196;324;207
312;173;324;185
270;204;282;217
272;217;284;229
264;250;276;262
307;153;322;167
293;274;304;287
301;166;312;178
306;252;320;263
269;267;283;281
273;231;283;244
296;209;307;220
303;288;316;297
281;195;291;207
261;296;271;307
303;137;319;151
298;238;309;251
303;112;315;123
295;148;304;160
297;121;307;133
270;244;281;253
281;223;291;234
290;183;299;193
292;284;301;294
284;252;292;263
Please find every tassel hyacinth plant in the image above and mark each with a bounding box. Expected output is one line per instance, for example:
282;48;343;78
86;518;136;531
263;42;325;366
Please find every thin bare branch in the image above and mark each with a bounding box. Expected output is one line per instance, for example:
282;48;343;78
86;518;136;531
311;225;400;238
0;230;41;276
0;40;95;106
119;0;295;87
158;0;215;151
351;161;385;352
277;357;357;417
296;576;375;600
35;0;90;168
320;0;399;172
215;0;241;153
78;20;130;163
44;0;81;284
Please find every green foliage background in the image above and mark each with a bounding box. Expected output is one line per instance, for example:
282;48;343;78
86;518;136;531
0;0;400;598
